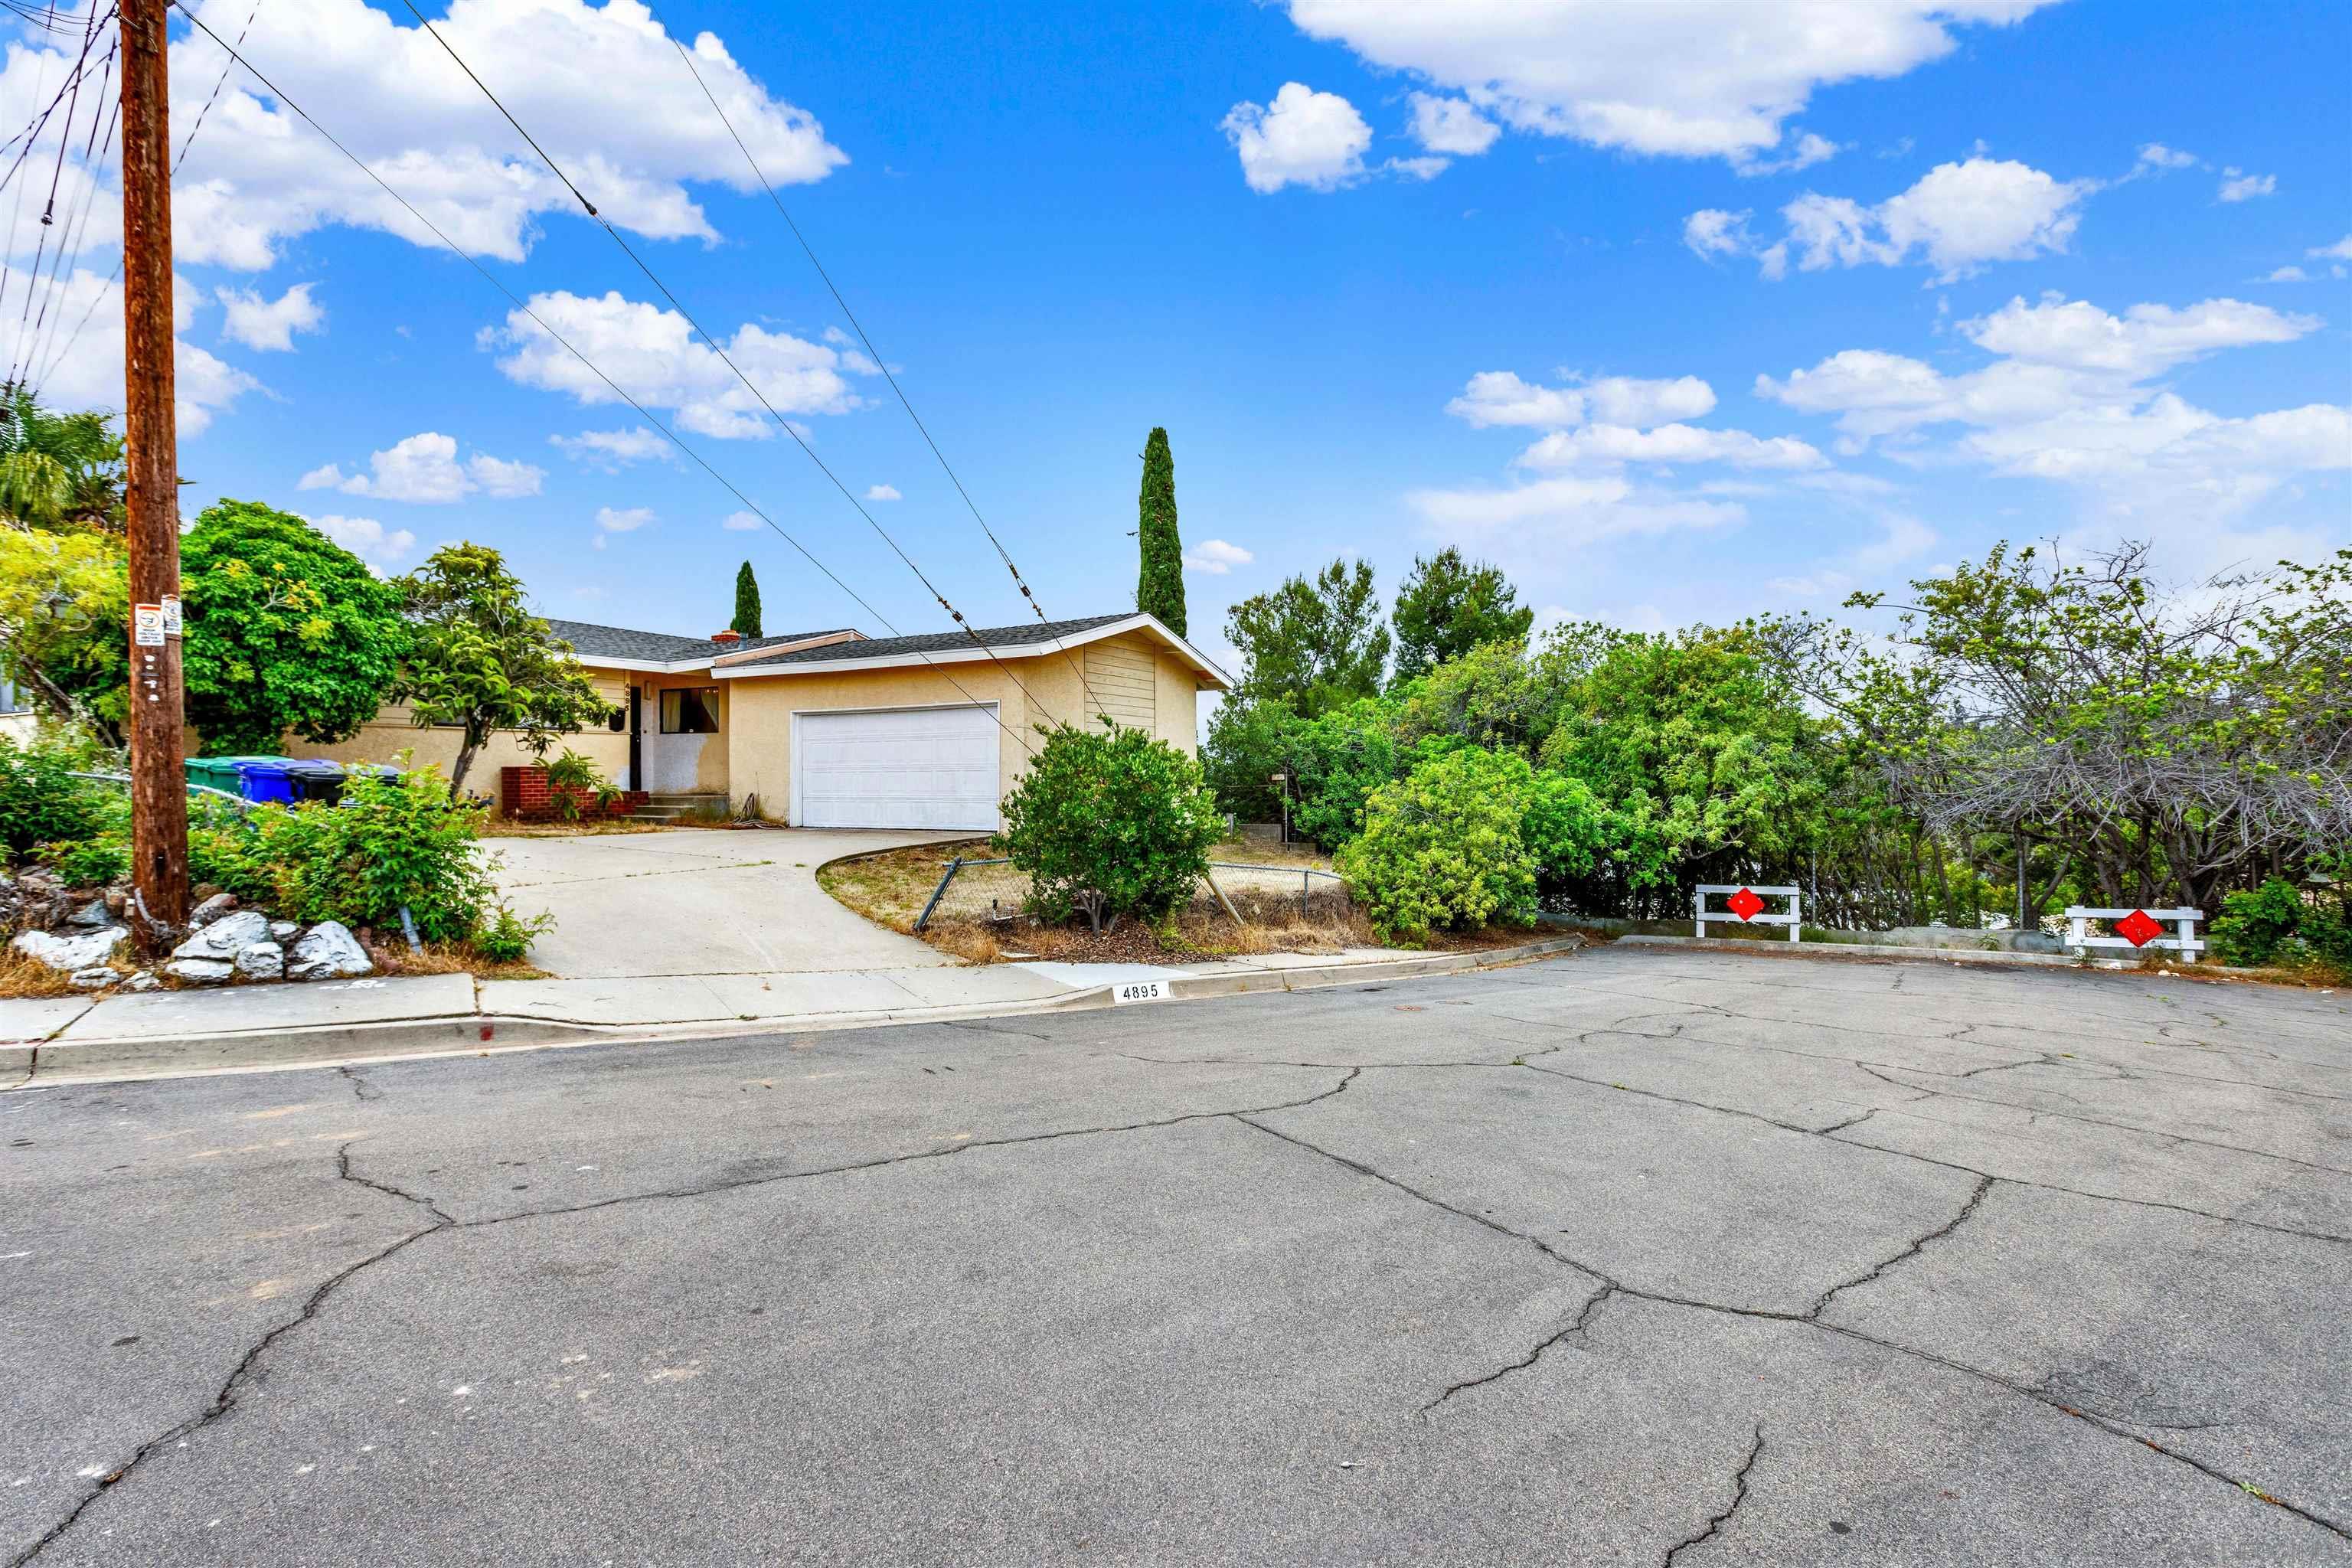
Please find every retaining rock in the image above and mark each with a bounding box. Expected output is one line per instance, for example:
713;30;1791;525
289;921;373;982
12;925;129;973
172;910;273;963
164;957;234;985
234;941;285;981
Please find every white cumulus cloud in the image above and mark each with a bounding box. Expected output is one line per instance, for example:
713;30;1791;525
1694;158;2094;283
721;510;763;531
1756;292;2344;542
1222;82;1373;194
1407;93;1500;156
2216;168;2275;202
1182;539;1254;575
309;514;418;572
304;431;545;503
1279;0;2056;165
1446;371;1717;430
864;483;901;501
483;289;872;439
215;283;324;352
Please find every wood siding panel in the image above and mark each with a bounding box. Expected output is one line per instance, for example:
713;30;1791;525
1083;641;1156;730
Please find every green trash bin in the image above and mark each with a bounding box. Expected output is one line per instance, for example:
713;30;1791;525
185;756;268;801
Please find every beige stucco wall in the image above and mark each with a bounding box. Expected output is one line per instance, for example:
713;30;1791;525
723;637;1208;824
289;668;632;802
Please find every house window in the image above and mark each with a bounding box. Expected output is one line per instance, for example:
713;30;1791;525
659;687;720;734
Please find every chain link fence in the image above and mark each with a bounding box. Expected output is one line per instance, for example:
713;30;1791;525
913;855;1352;932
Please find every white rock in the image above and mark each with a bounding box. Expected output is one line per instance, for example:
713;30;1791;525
187;892;240;928
165;957;234;985
289;921;372;982
269;921;299;941
234;941;284;981
67;966;116;990
125;971;161;993
172;910;273;963
68;898;109;926
11;926;129;973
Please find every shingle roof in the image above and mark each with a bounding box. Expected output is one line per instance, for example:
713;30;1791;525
723;613;1134;670
544;619;861;665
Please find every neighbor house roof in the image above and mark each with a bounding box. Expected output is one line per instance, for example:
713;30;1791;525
544;619;863;671
717;611;1232;689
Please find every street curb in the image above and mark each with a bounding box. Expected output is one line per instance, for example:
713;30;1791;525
1612;933;2179;971
6;935;1586;1087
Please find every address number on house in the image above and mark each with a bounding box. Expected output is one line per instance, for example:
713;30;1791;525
1112;979;1168;1005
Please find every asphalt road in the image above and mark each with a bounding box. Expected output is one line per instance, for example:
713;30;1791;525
4;946;2347;1566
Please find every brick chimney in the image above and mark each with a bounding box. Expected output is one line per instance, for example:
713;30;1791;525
710;629;743;647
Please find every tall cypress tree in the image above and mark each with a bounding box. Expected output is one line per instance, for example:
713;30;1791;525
1135;426;1186;635
731;561;763;639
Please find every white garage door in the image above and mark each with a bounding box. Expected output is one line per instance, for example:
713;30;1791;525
795;704;1001;830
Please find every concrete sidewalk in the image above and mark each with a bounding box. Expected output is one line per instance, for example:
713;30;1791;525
0;936;1588;1085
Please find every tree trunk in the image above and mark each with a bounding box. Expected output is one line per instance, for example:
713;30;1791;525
447;734;482;802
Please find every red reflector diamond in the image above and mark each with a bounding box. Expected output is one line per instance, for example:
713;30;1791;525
1726;887;1766;922
2115;908;2163;947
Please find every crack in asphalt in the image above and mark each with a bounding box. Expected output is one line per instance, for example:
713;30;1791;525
1419;1282;1617;1416
1807;1175;1994;1318
1227;1113;2352;1544
8;1146;456;1566
9;1073;1367;1562
338;1064;384;1103
1661;1422;1766;1566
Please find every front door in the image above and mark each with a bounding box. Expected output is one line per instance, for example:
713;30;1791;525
648;686;721;794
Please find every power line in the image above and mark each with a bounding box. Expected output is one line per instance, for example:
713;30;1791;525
172;0;265;176
390;0;1080;735
650;12;1117;727
9;2;103;384
165;0;1044;758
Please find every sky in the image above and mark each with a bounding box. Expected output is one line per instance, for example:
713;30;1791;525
4;0;2347;682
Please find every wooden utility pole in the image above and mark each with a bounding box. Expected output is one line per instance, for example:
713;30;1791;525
119;0;188;941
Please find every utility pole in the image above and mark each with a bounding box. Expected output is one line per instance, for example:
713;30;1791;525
119;0;188;942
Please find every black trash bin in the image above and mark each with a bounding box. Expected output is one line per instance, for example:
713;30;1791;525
283;760;349;805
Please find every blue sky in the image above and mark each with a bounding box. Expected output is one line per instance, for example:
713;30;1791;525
8;0;2347;672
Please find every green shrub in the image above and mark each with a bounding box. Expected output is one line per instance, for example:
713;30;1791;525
253;763;495;941
1287;697;1403;849
537;748;621;821
1338;747;1539;942
0;731;110;858
472;900;554;963
2211;877;2352;971
998;723;1224;931
1523;766;1612;888
37;791;130;887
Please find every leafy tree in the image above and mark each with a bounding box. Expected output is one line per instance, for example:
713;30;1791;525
394;543;607;799
997;722;1223;932
1285;695;1405;849
1389;548;1531;683
731;560;763;639
1539;624;1834;905
0;389;124;533
1808;541;2352;910
0;521;128;737
178;501;410;755
1200;692;1296;824
1135;426;1185;635
1225;558;1389;717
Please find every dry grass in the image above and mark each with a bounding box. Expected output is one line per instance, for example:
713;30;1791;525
815;838;1550;966
0;949;87;999
816;838;989;933
365;940;550;982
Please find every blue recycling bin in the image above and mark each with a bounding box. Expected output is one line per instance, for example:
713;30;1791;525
229;757;300;805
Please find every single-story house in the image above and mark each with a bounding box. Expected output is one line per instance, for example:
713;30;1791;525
299;611;1230;829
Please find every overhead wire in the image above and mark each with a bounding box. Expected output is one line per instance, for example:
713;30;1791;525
166;0;1044;757
10;2;102;384
649;11;1118;727
390;0;1083;735
25;70;116;389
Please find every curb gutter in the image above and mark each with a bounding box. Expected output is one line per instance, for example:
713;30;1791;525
1612;933;2187;970
5;934;1585;1087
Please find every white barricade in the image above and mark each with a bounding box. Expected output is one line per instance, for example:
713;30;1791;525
1695;884;1802;942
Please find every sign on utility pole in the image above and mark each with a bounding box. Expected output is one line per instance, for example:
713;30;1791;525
119;0;188;941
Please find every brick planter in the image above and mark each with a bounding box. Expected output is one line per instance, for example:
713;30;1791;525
498;766;648;823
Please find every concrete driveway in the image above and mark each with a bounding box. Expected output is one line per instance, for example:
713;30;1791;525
3;948;2346;1564
492;827;957;978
